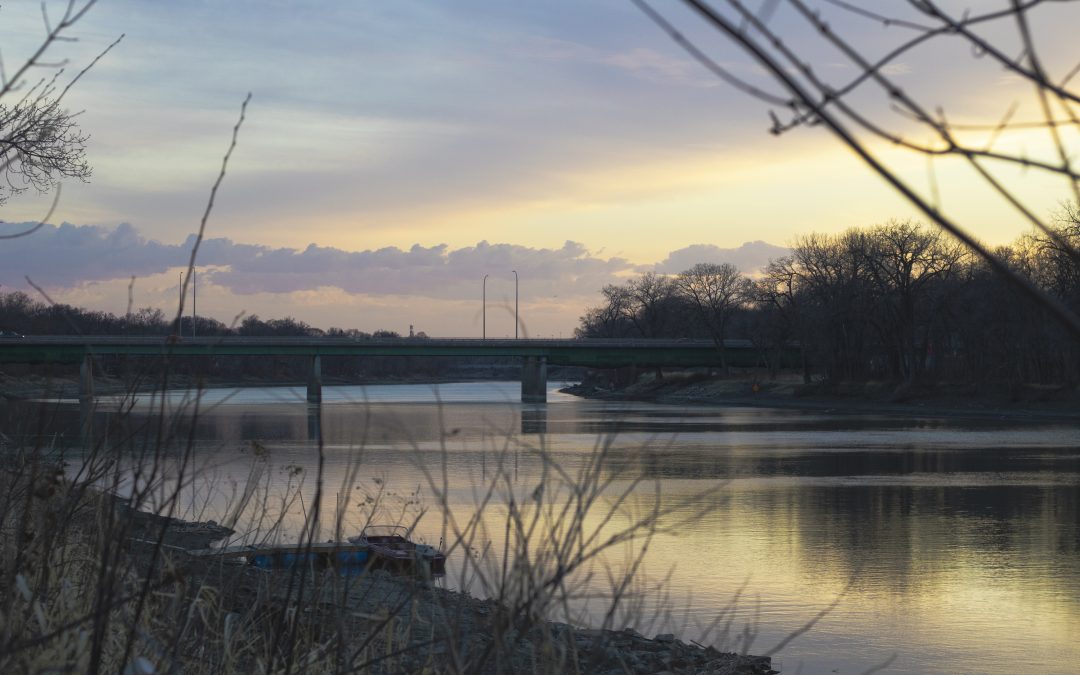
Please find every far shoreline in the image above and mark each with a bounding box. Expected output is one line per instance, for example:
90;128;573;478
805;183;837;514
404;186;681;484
560;372;1080;424
6;367;1079;424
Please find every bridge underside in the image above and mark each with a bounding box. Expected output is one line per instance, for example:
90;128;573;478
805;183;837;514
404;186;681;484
0;337;778;368
2;337;798;411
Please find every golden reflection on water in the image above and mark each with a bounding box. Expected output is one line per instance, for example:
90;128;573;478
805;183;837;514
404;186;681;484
20;382;1080;675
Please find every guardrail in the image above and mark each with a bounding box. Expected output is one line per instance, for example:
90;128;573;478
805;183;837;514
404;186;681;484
0;335;793;370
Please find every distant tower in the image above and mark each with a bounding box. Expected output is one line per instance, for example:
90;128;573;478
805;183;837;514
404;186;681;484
409;324;414;338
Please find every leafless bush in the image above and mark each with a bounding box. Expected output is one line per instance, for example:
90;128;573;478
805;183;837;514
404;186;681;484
0;364;780;674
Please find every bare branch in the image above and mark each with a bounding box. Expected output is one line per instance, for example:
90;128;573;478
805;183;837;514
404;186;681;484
630;0;792;106
58;33;124;102
634;0;1080;338
0;184;60;239
175;94;252;324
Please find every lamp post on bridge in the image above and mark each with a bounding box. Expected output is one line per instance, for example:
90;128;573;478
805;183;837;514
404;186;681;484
512;270;518;339
482;274;489;340
177;269;197;338
177;272;183;337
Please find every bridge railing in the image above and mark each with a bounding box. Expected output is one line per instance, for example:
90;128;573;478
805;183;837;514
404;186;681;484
3;335;757;349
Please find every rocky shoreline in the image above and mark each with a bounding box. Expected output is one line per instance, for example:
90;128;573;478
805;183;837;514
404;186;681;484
121;504;775;674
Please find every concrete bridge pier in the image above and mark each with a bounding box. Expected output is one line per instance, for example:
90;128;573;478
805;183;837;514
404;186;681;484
521;356;547;403
307;355;322;404
79;353;94;443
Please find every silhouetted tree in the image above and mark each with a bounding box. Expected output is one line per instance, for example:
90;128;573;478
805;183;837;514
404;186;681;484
624;272;678;338
576;284;635;338
675;262;749;369
860;221;967;382
754;257;807;381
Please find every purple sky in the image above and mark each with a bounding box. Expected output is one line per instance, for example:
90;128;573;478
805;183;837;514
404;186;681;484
1;1;1076;334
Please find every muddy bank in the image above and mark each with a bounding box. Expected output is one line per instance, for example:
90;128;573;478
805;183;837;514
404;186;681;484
562;372;1080;422
119;503;774;674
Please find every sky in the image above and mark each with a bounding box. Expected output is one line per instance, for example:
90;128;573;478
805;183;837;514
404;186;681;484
1;1;1078;336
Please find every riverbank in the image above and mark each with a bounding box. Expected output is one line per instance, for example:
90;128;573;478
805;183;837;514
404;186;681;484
562;372;1080;422
24;487;774;674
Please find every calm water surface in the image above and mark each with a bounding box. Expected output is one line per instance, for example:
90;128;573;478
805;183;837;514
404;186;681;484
19;381;1080;674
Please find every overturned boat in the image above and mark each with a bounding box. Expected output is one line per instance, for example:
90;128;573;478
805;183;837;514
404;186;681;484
348;525;446;576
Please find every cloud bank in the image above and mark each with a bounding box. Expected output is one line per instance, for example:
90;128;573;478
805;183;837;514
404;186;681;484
0;223;789;302
0;222;634;299
0;222;792;335
653;241;791;275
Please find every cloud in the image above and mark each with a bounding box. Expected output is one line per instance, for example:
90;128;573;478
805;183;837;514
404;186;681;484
206;239;635;300
0;222;794;335
653;241;791;275
0;222;182;286
0;223;792;310
0;222;634;300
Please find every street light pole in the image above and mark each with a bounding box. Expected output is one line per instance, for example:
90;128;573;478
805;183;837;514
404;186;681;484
482;274;489;340
512;270;518;339
192;267;196;339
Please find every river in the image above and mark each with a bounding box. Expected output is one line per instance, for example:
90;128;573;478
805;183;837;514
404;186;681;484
14;380;1080;674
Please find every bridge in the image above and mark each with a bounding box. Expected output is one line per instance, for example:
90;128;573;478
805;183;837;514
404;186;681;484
0;335;776;404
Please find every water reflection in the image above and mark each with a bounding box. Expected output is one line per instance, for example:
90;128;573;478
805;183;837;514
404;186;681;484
4;382;1079;674
520;405;547;435
306;403;320;442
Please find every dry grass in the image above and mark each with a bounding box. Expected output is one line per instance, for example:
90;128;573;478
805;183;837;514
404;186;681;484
0;370;779;675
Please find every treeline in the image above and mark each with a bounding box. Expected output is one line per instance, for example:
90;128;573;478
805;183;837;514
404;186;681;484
577;217;1080;385
0;294;517;382
0;293;414;340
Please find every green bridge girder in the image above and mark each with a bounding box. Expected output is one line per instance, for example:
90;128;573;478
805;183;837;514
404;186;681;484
0;336;787;369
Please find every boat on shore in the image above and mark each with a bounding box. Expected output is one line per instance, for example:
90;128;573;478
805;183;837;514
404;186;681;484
348;525;446;576
186;526;446;576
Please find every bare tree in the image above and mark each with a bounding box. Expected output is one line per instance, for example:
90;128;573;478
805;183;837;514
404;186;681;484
860;220;967;383
755;255;809;381
576;283;634;337
633;0;1080;337
1025;204;1080;307
0;91;90;204
0;1;119;210
624;271;678;338
789;230;873;381
675;262;749;370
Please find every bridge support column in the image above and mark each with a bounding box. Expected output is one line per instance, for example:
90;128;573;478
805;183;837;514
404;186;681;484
79;354;94;443
521;356;547;403
307;355;322;404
